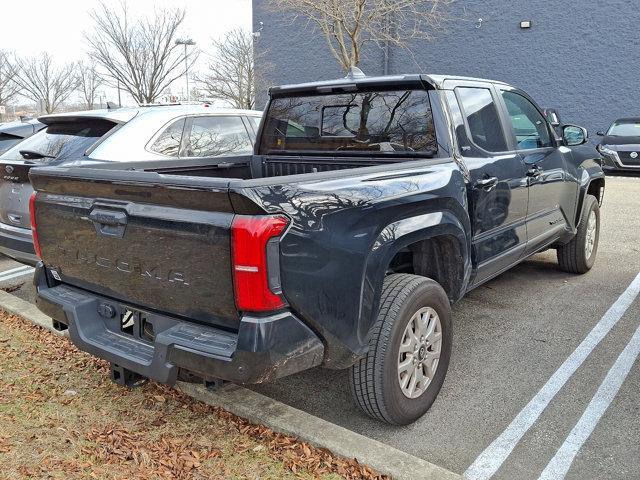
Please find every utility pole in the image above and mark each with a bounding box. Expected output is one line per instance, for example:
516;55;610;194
175;38;196;101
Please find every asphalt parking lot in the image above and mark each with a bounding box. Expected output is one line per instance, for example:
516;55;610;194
1;175;638;480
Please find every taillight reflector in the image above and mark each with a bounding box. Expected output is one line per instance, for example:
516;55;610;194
29;192;42;259
231;215;288;312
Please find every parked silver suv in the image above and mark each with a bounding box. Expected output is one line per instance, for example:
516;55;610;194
0;105;262;265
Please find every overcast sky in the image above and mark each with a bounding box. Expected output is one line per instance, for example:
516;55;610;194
2;0;252;106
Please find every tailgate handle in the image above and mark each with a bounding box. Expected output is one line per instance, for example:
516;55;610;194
89;209;127;238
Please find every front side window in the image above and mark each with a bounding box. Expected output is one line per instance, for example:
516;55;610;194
0;120;115;162
456;87;507;152
185;116;253;157
150;118;186;157
501;91;552;150
260;89;437;155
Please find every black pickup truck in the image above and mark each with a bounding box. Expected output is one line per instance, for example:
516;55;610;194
30;73;605;425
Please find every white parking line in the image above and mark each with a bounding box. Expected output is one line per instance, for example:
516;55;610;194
0;265;32;277
464;272;640;480
538;319;640;479
0;265;34;283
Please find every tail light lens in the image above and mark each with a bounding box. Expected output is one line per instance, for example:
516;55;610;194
231;215;289;312
28;192;42;259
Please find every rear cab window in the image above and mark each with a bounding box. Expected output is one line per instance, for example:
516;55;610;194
260;89;437;156
0;120;116;163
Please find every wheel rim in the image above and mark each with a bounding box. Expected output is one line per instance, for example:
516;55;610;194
397;307;442;399
585;210;597;259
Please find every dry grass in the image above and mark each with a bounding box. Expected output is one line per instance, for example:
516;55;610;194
0;311;386;480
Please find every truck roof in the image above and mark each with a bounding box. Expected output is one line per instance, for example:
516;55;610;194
269;73;510;97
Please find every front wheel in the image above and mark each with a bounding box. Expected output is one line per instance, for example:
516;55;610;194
557;194;600;274
349;274;452;425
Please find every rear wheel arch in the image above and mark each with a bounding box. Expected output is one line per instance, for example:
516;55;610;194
359;212;471;351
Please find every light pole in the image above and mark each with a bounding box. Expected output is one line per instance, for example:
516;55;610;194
175;38;196;102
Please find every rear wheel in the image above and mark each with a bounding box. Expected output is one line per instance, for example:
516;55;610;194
349;274;452;425
557;194;600;274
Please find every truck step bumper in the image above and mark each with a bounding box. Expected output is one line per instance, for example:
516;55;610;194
34;265;324;385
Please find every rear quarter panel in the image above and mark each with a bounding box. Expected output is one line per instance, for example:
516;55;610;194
233;160;471;368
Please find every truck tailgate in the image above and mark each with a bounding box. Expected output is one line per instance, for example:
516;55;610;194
30;167;240;330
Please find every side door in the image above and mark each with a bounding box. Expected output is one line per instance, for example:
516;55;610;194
496;88;577;255
445;83;529;286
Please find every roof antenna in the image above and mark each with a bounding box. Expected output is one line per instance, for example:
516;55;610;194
345;66;366;80
106;101;119;110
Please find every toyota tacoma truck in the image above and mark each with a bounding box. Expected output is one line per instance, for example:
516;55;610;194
29;73;605;425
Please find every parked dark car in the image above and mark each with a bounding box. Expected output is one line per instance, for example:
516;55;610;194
597;117;640;174
0;119;44;155
30;73;604;425
0;106;261;265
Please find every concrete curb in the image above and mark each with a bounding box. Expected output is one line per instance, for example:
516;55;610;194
0;289;67;337
0;289;462;480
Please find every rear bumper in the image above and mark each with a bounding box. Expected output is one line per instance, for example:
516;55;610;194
34;264;324;385
0;222;37;265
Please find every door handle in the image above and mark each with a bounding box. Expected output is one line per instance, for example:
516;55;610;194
527;165;542;178
474;176;498;190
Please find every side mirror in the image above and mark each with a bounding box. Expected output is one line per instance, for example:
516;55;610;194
596;131;605;136
563;125;588;146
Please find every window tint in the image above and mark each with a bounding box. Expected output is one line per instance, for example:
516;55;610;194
0;120;114;162
0;134;22;155
150;118;185;156
501;91;552;149
456;87;507;152
260;90;437;155
185;116;253;157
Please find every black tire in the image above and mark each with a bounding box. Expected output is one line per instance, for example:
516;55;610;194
349;274;452;425
557;194;600;274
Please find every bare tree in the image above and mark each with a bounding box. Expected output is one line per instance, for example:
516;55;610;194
197;29;267;109
269;0;454;71
0;51;20;117
85;1;198;104
77;61;103;109
13;53;78;114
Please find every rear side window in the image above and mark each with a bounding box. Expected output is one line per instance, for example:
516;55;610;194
150;118;186;157
0;134;22;155
0;120;115;162
247;116;261;132
185;116;253;157
260;89;437;155
456;87;507;152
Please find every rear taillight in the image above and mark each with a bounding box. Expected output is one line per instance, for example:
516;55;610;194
28;192;42;259
231;215;289;312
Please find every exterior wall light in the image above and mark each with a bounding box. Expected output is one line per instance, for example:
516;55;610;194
520;20;532;29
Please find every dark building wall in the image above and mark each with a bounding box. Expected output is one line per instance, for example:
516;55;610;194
253;0;640;137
